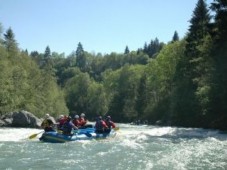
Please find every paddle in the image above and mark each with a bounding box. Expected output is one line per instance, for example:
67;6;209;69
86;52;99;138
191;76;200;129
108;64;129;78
28;131;44;139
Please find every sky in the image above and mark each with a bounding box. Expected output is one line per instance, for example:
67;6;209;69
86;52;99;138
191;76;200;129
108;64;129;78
0;0;213;56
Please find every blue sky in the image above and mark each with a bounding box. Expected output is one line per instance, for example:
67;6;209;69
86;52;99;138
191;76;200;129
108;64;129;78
0;0;213;55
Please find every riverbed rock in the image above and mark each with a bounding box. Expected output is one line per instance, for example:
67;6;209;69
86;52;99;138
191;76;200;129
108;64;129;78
11;110;42;128
0;110;42;128
0;119;5;127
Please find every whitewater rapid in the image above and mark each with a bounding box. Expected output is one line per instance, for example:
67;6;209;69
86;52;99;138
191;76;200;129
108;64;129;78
0;124;227;170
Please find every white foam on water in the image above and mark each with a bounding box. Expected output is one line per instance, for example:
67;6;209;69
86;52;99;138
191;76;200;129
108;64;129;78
0;128;42;142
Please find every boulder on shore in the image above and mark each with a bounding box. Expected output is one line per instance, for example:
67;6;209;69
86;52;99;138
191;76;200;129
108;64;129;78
0;110;42;128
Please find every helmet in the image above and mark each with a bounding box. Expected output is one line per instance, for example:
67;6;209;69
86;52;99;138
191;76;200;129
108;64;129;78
74;115;79;119
81;113;85;117
59;115;64;118
98;116;102;120
106;116;111;120
45;114;50;118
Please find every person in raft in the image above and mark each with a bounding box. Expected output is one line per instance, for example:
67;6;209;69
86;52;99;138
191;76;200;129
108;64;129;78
57;115;67;130
79;113;87;127
95;116;108;134
61;116;78;135
73;115;81;128
41;113;55;132
104;116;116;133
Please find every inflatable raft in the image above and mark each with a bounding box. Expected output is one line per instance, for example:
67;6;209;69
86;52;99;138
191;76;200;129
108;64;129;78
39;128;117;143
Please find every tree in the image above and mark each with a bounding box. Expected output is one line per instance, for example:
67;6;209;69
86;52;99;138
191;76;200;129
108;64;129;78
145;38;164;58
208;0;227;129
44;46;51;59
172;31;179;42
210;0;227;42
75;42;86;71
0;23;3;46
124;46;130;54
172;0;211;126
76;42;84;57
30;51;39;57
185;0;211;58
3;27;18;53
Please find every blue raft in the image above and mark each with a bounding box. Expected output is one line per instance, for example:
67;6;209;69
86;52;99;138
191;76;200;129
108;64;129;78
39;128;117;143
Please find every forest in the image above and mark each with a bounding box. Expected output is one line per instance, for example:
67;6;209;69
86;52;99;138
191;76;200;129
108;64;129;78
0;0;226;130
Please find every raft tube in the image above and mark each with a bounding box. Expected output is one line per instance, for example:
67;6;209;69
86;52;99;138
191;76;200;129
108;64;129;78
39;128;116;143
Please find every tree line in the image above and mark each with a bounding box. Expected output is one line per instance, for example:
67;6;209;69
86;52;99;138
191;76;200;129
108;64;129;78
0;0;226;130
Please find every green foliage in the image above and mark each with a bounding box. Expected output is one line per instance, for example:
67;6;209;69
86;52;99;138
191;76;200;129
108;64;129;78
144;41;186;124
0;27;68;117
1;0;227;131
64;71;108;119
103;65;145;122
170;0;212;127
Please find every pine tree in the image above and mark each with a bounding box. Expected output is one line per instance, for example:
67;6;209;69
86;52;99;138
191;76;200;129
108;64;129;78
173;0;211;126
143;42;148;53
172;31;179;42
183;0;211;84
185;0;211;58
209;0;227;129
211;0;227;42
44;46;51;59
124;46;130;54
76;42;84;57
0;23;3;46
75;42;86;71
3;27;18;53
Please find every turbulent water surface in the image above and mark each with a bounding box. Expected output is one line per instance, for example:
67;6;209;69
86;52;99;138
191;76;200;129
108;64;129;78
0;124;227;170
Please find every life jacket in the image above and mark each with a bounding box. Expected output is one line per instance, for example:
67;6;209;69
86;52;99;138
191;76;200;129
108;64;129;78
62;121;73;134
73;119;81;127
41;118;53;128
79;117;87;126
95;120;107;130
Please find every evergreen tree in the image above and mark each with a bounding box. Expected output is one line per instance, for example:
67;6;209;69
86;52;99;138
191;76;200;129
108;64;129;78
172;31;179;42
3;27;18;53
0;23;3;46
30;51;39;57
209;0;227;129
75;42;86;71
76;42;84;57
143;42;148;53
124;46;130;54
145;38;163;58
44;45;51;59
185;0;211;58
173;0;211;126
210;0;227;42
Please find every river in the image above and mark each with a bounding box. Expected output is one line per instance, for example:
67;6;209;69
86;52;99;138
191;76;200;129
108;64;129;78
0;124;227;170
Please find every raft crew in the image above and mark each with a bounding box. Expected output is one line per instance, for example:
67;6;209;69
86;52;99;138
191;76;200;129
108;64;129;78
61;116;78;135
95;116;108;134
104;116;116;133
41;113;117;135
41;114;55;132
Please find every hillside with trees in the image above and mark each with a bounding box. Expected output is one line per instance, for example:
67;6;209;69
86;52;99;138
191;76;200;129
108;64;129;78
0;0;226;130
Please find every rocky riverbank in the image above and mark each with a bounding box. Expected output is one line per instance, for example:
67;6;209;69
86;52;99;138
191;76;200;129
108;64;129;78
0;110;42;128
